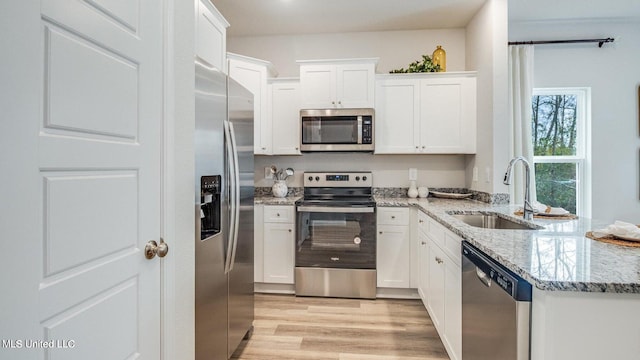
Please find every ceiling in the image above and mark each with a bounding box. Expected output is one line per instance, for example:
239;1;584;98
211;0;640;37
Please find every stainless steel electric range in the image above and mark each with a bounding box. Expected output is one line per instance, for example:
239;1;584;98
295;172;376;299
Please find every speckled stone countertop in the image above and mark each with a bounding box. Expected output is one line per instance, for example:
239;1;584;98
376;196;640;294
254;195;301;205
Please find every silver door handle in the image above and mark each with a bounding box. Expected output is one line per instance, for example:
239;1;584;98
297;206;374;213
228;122;241;272
223;121;236;274
145;239;169;259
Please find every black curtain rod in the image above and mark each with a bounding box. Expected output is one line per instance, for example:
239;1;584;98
508;37;615;48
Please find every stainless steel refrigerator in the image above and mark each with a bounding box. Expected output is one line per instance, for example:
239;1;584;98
195;59;254;360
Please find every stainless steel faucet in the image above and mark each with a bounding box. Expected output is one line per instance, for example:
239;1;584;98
503;156;534;220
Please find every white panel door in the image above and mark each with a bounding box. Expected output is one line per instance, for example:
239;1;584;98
420;77;476;153
270;80;301;155
376;225;411;288
1;1;163;359
374;78;420;154
299;65;336;108
337;64;375;108
263;223;295;284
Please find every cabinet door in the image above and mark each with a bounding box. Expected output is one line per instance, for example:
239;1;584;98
195;0;228;72
428;243;446;331
254;204;264;282
377;225;410;288
444;256;462;360
228;58;271;154
418;229;430;303
300;65;336;108
263;223;295;284
337;64;375;108
375;78;420;154
271;81;301;155
419;77;476;153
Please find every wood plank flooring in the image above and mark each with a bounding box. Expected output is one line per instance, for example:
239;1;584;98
231;294;450;360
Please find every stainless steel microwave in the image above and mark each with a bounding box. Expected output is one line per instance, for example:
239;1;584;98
300;108;374;152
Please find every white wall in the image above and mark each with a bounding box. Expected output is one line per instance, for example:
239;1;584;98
227;29;466;77
255;154;466;189
465;0;510;195
509;19;640;222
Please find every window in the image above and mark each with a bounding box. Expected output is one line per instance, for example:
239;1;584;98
531;88;590;217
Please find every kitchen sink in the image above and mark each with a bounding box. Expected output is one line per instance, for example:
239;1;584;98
449;212;541;230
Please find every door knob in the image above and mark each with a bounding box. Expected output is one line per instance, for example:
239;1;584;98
145;239;169;259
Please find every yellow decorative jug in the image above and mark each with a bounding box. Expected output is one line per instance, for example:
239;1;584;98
432;45;446;72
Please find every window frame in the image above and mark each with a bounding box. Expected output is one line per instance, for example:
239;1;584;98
531;87;591;217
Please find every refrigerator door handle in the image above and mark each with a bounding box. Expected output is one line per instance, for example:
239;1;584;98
228;121;241;272
223;120;236;274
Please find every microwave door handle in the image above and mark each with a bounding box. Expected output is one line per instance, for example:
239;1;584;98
357;116;363;144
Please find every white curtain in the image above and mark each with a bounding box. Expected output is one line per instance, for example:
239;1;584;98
508;45;537;205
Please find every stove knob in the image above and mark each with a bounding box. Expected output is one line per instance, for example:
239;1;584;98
308;176;313;181
362;176;368;181
355;176;360;181
315;176;320;181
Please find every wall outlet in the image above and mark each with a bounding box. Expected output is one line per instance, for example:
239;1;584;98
264;167;273;180
409;168;417;181
472;167;478;182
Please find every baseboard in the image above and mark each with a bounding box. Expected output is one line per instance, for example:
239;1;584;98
376;287;421;299
255;282;295;294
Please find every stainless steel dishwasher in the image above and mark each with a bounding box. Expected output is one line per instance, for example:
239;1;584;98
462;241;532;360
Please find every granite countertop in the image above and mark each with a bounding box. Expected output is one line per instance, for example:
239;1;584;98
376;196;640;294
254;195;301;205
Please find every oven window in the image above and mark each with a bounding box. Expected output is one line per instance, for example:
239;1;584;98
296;210;376;269
301;116;358;144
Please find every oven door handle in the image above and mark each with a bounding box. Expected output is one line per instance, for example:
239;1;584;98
297;206;375;213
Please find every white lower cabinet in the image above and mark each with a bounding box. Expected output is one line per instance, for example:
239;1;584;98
261;205;295;284
419;211;462;360
377;208;411;288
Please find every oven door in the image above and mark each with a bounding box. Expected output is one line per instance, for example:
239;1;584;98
296;205;376;269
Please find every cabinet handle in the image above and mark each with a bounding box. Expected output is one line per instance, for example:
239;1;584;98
276;213;280;217
338;101;342;105
422;146;426;149
332;101;335;105
415;146;419;149
421;241;426;245
262;147;266;150
391;215;396;219
435;257;443;264
295;147;299;150
288;229;292;233
419;219;424;223
379;231;383;234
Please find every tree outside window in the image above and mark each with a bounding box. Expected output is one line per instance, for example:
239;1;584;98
531;88;590;216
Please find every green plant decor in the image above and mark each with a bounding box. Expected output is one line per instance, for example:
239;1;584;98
390;54;440;73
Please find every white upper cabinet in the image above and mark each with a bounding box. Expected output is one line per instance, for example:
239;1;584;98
195;0;228;72
298;58;378;109
374;78;421;153
228;53;278;155
268;78;302;155
375;72;477;154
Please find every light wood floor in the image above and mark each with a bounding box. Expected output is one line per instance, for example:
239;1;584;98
230;294;450;360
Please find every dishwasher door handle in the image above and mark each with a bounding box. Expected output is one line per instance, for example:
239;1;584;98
476;267;492;287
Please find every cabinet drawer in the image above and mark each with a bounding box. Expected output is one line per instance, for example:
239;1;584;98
427;217;446;248
377;207;410;225
264;205;294;223
444;231;462;266
417;210;429;234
